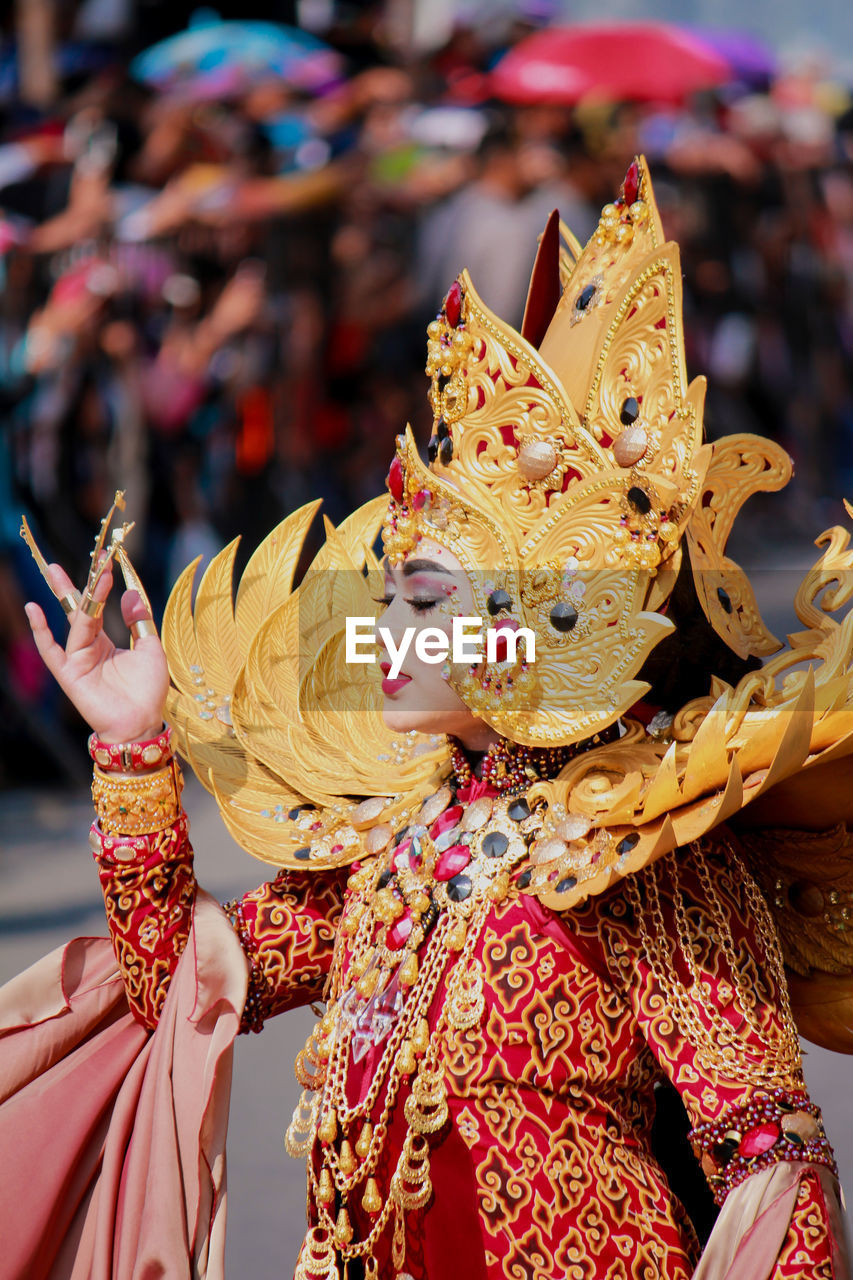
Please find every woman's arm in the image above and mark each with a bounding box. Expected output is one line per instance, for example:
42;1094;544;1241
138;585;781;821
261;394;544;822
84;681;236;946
590;837;843;1278
91;752;347;1031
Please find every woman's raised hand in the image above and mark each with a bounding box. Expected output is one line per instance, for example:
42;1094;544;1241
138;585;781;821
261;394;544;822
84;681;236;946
24;558;170;744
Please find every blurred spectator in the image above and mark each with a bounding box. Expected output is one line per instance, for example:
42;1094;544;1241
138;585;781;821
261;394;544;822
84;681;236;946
1;2;852;781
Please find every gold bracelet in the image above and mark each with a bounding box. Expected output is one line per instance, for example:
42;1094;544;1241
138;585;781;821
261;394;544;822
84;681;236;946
92;758;183;835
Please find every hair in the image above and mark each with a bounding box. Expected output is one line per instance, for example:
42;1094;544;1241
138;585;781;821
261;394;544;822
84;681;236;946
638;546;761;712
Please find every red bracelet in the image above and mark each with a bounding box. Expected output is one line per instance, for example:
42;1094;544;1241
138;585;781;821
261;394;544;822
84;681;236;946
90;811;190;864
88;724;172;772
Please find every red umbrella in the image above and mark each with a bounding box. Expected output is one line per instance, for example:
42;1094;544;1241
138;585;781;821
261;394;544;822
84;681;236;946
491;22;731;106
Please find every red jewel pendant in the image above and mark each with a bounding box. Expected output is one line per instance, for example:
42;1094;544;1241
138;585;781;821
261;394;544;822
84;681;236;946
444;281;463;328
387;455;404;503
621;160;640;207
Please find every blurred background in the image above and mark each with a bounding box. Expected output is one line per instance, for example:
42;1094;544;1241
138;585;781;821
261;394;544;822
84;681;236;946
1;0;853;1270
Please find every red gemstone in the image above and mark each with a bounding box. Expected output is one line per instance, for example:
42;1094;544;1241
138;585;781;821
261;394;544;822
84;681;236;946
429;805;464;839
387;911;414;950
739;1122;780;1158
413;489;430;510
622;160;640;207
387;455;404;503
445;281;463;328
435;845;471;881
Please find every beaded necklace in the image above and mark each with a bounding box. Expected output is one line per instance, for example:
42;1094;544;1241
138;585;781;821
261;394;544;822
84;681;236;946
288;732;608;1280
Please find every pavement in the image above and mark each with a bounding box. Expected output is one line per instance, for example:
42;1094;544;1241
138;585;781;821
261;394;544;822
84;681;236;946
2;525;853;1272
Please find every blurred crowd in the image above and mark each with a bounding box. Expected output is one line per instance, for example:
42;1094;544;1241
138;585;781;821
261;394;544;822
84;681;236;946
1;1;853;783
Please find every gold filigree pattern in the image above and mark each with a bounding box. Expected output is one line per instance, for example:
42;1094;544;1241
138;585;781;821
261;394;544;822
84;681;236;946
685;434;791;658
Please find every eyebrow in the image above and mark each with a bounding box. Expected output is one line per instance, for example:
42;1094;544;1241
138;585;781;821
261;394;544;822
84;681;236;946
400;558;455;577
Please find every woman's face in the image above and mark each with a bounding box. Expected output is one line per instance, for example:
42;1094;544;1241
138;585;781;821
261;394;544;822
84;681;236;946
376;539;499;750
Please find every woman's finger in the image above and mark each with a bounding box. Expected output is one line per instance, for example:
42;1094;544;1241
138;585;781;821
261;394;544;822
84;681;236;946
120;588;159;643
24;601;68;681
64;559;114;656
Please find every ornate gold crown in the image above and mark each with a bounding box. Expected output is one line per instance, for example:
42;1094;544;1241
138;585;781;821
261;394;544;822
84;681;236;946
382;157;789;745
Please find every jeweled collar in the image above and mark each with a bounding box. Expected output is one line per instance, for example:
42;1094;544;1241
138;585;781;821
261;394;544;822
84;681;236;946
447;726;618;796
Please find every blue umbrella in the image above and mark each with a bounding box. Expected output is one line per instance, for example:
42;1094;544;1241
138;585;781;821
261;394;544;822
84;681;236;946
131;12;342;95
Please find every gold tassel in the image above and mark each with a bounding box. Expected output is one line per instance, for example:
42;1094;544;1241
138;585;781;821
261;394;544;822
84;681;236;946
318;1107;338;1145
362;1177;382;1216
355;1122;373;1159
334;1206;354;1247
339;1139;357;1176
318;1167;335;1206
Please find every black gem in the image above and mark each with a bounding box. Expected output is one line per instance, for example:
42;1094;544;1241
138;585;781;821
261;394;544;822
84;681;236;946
617;833;640;855
288;806;306;820
487;589;513;616
508;798;531;822
393;827;410;845
783;1130;804;1146
436;418;449;440
778;1101;797;1114
377;869;394;889
428;435;439;462
439;436;454;465
713;1139;739;1166
447;874;473;902
627;485;652;515
549;602;578;633
293;846;311;861
576;283;597;312
517;870;532;889
717;587;733;614
556;876;578;893
620;396;640;425
482;831;509;858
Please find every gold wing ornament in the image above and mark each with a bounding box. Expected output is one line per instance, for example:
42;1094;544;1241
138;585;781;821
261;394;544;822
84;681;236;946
163;499;446;870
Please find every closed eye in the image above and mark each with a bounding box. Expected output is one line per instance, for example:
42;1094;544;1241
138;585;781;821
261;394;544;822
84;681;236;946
372;595;440;615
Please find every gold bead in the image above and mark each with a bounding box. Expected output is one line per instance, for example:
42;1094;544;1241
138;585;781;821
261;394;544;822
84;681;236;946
629;200;646;221
398;952;419;987
410;892;431;915
351;950;373;978
339;1139;357;1176
362;1177;383;1216
355;1122;373;1159
334;1207;353;1247
318;1108;338;1145
615;223;633;246
488;872;510;904
447;919;467;951
410;1018;430;1056
374;888;404;922
398;1041;417;1076
356;968;380;999
318;1167;335;1205
320;1007;337;1036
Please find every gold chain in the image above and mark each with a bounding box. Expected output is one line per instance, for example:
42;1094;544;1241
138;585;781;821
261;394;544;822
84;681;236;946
293;888;491;1277
621;839;802;1088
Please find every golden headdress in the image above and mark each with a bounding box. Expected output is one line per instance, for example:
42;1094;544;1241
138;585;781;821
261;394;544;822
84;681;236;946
162;158;853;1050
381;158;788;746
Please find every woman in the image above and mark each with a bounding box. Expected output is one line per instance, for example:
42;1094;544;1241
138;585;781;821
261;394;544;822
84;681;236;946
6;158;853;1279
